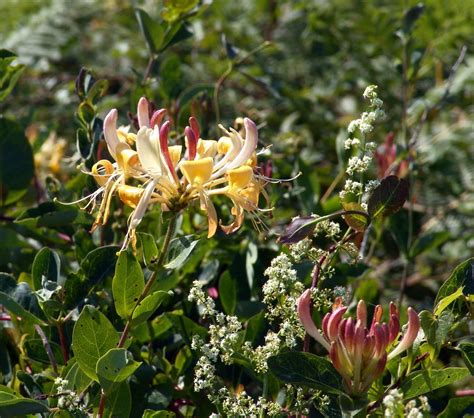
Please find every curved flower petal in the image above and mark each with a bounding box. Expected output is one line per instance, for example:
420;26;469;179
223;118;258;172
297;289;330;351
136;126;163;178
387;307;420;361
103;109;120;159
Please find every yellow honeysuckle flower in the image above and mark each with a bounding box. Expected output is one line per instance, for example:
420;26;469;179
67;97;274;249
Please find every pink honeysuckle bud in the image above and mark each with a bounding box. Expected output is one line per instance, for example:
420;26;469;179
150;108;167;128
356;300;367;328
137;97;150;128
185;126;197;160
300;295;421;395
387;307;420;360
297;289;330;351
324;306;348;342
189;116;200;140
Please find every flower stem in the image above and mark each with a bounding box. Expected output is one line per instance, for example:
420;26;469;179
97;214;177;417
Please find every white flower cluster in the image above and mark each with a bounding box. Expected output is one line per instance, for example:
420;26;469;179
263;254;303;321
218;388;282;417
341;85;384;200
192;352;216;391
189;282;282;414
365;179;381;194
314;220;341;239
242;331;281;374
188;281;216;317
383;389;430;418
405;396;430;418
289;238;327;263
383;389;404;417
54;377;87;414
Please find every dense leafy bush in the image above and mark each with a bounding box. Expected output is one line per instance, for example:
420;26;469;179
0;1;472;417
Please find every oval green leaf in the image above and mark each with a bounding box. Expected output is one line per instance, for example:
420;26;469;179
112;252;145;319
72;305;119;381
131;290;169;326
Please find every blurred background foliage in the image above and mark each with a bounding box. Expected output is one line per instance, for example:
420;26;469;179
0;0;473;416
1;0;472;292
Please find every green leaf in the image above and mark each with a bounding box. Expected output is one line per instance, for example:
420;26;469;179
165;312;207;342
438;396;474;418
62;359;92;393
104;381;131;418
176;83;214;109
0;390;49;416
0;116;34;206
0;291;45;325
409;231;450;258
24;339;64;365
137;232;159;269
165;236;199;270
419;310;454;358
342;202;370;232
113;252;144;319
402;3;425;35
135;8;164;54
31;247;61;291
435;258;474;308
0;49;25;102
219;271;237;315
367;175;409;218
86;79;109;103
459;342;474;375
400;367;470;399
72;305;119;381
76;128;92;160
143;410;176;418
96;348;141;393
80;246;119;286
268;351;344;394
278;216;317;244
434;287;464;317
132;290;169;326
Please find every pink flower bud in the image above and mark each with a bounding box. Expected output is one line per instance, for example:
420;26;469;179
185;126;197;160
150;108;167;128
159;121;176;179
137;97;150;128
189;116;200;140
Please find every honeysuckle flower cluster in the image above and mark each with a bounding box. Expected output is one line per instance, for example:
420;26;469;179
340;85;384;200
70;97;271;250
298;293;420;395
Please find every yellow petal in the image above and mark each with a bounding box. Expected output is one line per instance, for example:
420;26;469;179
197;139;218;158
168;145;182;168
92;160;115;186
199;191;218;238
227;166;253;189
217;136;232;154
118;185;144;208
180;157;213;186
116;143;139;177
241;182;261;210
